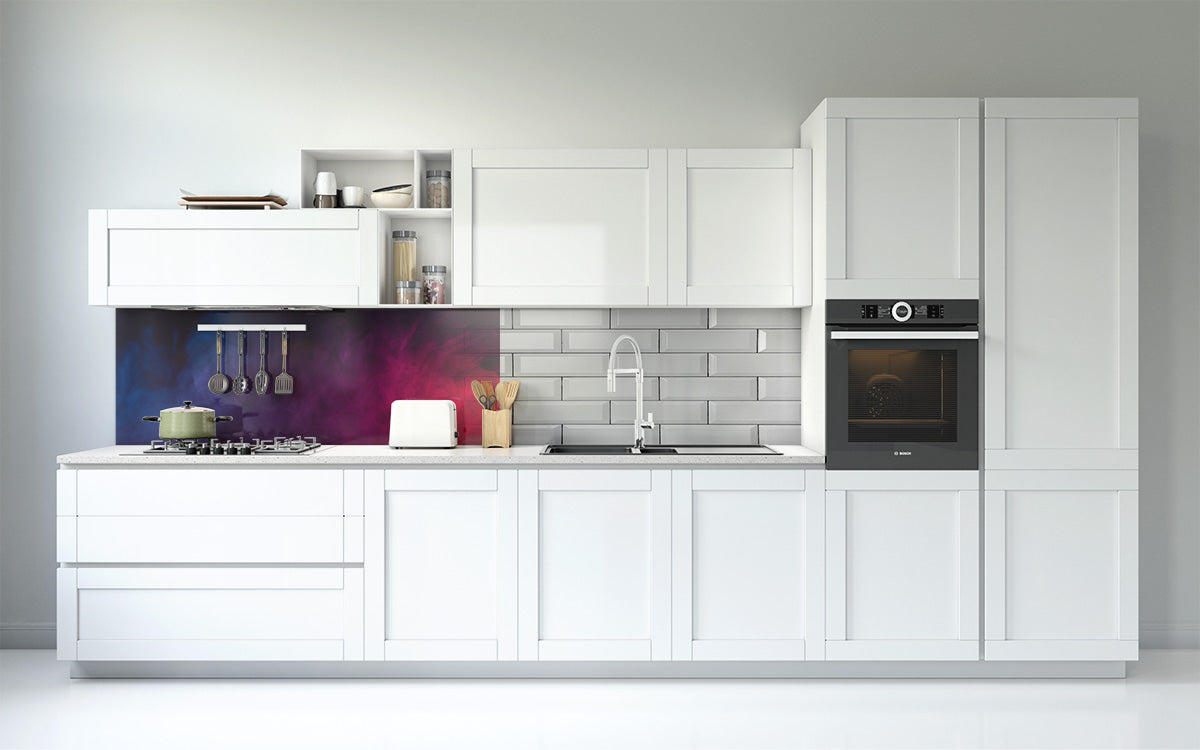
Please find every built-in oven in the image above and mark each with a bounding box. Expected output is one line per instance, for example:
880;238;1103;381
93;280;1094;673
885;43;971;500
826;299;979;470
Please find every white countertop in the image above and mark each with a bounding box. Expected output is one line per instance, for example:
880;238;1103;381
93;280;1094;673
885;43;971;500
57;444;825;466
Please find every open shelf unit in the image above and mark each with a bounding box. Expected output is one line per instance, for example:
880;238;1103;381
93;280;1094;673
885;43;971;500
299;149;458;304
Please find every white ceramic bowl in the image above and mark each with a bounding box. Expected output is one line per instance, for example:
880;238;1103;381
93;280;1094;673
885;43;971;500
371;191;414;209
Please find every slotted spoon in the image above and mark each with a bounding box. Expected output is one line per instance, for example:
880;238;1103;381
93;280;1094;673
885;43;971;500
254;330;270;395
207;331;230;394
232;330;250;394
274;331;294;395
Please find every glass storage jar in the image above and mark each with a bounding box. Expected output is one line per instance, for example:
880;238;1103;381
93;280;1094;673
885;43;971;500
395;281;422;305
392;230;417;285
422;265;447;304
425;170;451;208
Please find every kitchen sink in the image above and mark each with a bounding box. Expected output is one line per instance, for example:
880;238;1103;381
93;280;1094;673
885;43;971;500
540;444;780;456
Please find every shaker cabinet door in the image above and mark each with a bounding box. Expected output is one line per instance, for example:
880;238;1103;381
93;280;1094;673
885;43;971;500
825;471;980;661
89;209;386;307
464;149;668;306
666;149;812;306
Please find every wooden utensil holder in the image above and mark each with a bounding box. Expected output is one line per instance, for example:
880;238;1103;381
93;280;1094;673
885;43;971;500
482;409;512;448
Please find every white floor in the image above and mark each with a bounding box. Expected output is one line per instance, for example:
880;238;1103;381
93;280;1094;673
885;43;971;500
1;650;1197;750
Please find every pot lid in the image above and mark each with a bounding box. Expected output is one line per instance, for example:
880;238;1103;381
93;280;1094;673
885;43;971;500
161;400;214;413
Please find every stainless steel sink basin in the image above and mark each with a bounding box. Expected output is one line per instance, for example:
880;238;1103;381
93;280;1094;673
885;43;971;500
540;444;779;456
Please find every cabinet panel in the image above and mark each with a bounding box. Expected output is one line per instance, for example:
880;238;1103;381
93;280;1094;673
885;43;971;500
61;567;361;661
90;209;385;307
984;111;1137;456
803;98;979;300
826;472;978;660
77;469;345;516
984;476;1137;661
519;469;671;660
370;470;517;661
75;516;344;563
468;150;667;306
667;149;811;306
672;469;822;661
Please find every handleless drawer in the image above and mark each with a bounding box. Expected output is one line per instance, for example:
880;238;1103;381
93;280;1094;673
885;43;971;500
73;515;349;563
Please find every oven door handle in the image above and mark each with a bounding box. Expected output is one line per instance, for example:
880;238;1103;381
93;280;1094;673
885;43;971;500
829;330;979;340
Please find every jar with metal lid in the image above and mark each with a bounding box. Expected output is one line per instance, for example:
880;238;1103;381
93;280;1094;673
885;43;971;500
395;281;422;305
425;170;451;208
392;230;417;288
422;265;447;304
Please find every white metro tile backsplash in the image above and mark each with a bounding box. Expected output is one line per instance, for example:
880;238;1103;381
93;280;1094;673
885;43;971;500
500;309;802;446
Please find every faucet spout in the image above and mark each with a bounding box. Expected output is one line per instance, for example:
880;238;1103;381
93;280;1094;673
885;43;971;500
606;335;654;450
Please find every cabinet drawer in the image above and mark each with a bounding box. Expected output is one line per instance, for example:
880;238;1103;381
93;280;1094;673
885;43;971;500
75;516;346;563
62;567;362;661
76;469;345;515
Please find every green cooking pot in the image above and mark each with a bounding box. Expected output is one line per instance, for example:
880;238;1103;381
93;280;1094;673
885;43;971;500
142;400;233;440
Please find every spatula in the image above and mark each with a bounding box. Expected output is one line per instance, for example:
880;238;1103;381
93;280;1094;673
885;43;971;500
274;331;294;395
254;330;270;395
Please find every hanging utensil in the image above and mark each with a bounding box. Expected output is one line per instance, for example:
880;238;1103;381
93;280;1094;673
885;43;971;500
232;330;250;394
207;332;230;395
274;331;294;395
254;330;270;395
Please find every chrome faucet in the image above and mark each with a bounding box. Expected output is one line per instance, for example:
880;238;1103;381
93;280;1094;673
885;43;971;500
607;335;655;452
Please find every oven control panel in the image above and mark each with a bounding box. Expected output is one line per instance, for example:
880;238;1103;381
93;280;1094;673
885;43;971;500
828;299;978;326
858;302;944;320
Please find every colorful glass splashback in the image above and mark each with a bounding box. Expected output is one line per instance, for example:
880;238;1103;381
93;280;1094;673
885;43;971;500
116;309;499;445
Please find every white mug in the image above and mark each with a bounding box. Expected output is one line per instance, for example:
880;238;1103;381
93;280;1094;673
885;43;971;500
341;186;364;207
314;171;337;195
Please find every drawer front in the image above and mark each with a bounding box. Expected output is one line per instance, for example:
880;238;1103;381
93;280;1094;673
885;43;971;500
75;516;345;563
63;567;361;661
76;469;345;516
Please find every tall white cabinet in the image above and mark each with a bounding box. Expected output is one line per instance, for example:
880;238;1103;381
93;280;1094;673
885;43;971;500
982;99;1139;661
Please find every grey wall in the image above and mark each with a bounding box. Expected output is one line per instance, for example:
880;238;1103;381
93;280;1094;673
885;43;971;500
1;0;1196;648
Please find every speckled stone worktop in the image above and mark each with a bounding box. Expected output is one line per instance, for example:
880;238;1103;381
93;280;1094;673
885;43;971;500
57;445;824;467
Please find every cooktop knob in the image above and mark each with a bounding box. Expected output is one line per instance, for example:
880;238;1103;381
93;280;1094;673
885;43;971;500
891;300;913;322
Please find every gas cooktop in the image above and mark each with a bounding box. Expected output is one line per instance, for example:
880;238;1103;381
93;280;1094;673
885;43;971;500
131;436;326;456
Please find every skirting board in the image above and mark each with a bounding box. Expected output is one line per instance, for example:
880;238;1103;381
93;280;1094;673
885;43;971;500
70;660;1128;679
0;625;55;650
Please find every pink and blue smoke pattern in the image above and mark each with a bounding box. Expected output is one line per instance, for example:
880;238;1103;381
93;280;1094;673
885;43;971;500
116;309;499;445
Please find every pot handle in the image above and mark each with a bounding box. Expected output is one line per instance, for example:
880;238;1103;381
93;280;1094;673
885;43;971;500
211;416;233;423
142;416;160;422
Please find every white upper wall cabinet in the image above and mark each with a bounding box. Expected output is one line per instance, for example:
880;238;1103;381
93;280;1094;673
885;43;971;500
802;98;980;299
89;209;387;307
667;149;812;307
983;98;1138;471
460;149;669;306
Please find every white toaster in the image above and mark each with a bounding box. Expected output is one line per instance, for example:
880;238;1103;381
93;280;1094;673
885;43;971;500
389;400;458;448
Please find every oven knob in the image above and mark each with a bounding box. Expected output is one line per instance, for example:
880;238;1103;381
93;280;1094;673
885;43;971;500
891;301;913;322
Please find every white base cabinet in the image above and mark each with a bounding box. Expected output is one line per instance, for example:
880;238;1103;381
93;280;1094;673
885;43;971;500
825;471;979;660
984;471;1138;661
517;469;673;661
672;469;824;661
365;469;518;661
57;468;365;661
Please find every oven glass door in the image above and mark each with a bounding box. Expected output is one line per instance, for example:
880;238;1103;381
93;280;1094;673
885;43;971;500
826;331;978;470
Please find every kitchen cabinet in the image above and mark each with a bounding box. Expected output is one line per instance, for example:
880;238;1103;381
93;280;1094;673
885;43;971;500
984;471;1138;661
460;149;669;306
982;98;1138;662
801;98;980;299
56;468;364;661
666;149;812;306
982;99;1138;469
89;209;388;307
825;471;979;661
671;469;824;661
517;469;672;660
364;469;518;661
